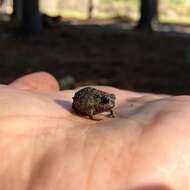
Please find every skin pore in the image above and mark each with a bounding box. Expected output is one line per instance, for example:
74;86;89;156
0;72;189;190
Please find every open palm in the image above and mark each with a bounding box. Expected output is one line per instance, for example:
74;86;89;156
1;72;190;190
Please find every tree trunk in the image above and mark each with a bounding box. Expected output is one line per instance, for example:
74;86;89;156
12;0;22;22
88;0;93;19
136;0;158;31
21;0;43;34
0;0;3;12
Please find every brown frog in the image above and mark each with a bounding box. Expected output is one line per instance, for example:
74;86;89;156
72;87;116;120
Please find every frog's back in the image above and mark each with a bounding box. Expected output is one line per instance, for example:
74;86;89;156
72;87;99;115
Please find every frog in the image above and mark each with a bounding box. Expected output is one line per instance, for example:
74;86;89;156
72;87;116;120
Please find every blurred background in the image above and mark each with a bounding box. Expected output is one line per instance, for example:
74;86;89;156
0;0;190;94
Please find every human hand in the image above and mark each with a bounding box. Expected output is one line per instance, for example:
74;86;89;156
0;72;189;190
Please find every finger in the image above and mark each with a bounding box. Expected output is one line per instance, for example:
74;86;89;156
9;72;60;92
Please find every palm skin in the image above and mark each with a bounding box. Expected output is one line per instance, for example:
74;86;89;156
0;72;190;190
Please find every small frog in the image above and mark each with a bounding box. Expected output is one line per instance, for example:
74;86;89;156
72;87;116;120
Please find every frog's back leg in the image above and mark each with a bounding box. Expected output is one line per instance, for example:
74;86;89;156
109;109;116;118
87;108;95;120
87;108;102;121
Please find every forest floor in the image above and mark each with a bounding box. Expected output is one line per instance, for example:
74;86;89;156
0;20;190;95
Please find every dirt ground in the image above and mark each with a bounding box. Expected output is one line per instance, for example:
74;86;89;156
0;21;190;95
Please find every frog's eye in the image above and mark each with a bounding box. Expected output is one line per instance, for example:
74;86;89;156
101;97;109;104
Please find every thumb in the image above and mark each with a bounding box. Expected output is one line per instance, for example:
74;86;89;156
10;72;60;92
